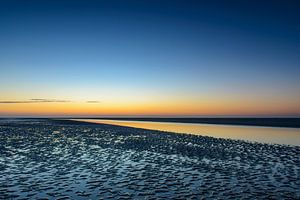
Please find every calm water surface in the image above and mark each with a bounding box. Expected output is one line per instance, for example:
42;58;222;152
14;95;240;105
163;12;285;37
72;119;300;146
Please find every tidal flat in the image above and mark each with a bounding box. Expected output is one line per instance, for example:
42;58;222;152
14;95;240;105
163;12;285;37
0;119;299;199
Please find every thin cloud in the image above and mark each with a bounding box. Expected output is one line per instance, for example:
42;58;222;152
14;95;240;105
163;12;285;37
86;101;101;103
30;99;71;103
0;101;30;104
0;99;71;104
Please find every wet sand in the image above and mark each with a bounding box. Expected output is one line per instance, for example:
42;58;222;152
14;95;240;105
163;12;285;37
0;119;299;199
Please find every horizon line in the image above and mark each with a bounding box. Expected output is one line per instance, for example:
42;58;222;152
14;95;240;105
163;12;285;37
0;115;300;118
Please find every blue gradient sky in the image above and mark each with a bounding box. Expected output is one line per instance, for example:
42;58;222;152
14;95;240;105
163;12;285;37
0;0;299;116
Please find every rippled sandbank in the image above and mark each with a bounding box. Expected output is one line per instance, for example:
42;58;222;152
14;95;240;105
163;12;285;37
0;119;299;199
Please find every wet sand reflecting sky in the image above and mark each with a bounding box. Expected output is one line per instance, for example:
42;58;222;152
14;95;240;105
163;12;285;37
73;119;300;146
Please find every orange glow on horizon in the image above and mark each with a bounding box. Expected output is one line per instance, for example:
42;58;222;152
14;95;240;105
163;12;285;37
0;99;299;116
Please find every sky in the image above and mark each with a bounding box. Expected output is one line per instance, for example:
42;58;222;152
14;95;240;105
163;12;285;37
0;0;299;117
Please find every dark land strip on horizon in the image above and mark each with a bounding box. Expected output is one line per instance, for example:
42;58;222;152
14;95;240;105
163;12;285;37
1;118;300;128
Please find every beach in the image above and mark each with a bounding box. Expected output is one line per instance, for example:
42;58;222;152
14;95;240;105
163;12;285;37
0;119;299;199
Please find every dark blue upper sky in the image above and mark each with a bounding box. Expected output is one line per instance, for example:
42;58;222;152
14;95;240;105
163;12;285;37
0;0;299;116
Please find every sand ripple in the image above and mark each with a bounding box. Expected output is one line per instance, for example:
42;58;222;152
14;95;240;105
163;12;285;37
0;119;299;199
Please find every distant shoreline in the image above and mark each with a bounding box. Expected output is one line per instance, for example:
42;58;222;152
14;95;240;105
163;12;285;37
69;118;300;128
1;117;300;128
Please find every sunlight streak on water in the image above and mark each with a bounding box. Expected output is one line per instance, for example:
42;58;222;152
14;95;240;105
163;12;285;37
72;119;300;146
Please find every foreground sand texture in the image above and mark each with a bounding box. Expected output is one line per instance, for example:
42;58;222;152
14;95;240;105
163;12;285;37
0;119;299;199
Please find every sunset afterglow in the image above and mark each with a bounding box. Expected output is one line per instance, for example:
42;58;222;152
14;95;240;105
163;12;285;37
0;0;299;117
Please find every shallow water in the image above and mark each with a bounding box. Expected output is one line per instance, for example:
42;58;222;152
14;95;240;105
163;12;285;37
73;119;300;146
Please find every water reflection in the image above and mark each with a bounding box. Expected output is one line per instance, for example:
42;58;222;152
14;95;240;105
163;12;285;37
73;119;300;146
